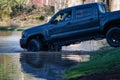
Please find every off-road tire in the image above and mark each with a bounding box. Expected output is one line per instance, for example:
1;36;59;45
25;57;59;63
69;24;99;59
106;27;120;47
27;38;43;52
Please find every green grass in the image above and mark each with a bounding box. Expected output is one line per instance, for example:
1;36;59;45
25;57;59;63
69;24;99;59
64;48;120;79
0;27;28;31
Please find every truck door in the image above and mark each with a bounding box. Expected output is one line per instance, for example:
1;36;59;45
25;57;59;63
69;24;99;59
71;5;100;38
48;9;74;40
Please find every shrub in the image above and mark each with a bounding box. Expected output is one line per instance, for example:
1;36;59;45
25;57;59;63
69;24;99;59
36;15;45;21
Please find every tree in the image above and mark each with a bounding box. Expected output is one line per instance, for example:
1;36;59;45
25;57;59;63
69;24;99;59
82;0;86;4
102;0;110;6
0;0;29;20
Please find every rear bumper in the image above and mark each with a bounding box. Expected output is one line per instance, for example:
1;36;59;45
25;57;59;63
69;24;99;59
20;38;27;49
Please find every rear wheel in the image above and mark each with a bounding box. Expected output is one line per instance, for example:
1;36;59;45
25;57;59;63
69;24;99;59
106;27;120;47
27;38;43;52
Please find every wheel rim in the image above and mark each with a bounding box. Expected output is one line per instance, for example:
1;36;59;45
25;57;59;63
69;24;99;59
108;30;120;47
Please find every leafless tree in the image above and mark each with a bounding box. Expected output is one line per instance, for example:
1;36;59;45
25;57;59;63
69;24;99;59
102;0;110;6
82;0;86;4
102;0;112;9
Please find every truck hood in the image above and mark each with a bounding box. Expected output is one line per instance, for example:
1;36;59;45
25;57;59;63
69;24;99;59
22;23;49;37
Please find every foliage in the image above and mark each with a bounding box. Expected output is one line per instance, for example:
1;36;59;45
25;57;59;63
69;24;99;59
10;4;35;18
0;27;28;31
64;48;120;79
43;5;54;16
0;0;29;20
36;15;45;21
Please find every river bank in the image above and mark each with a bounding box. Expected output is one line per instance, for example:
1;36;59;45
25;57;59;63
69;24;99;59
0;27;28;31
64;48;120;80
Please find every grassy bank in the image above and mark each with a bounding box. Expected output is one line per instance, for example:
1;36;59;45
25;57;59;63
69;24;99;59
64;48;120;79
0;27;28;31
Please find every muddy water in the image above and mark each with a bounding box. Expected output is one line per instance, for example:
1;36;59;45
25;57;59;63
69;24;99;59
0;52;90;80
0;31;22;53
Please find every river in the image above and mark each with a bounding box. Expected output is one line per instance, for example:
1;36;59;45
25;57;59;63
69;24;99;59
0;31;107;80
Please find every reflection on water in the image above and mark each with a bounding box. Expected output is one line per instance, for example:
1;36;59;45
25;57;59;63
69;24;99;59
0;31;21;42
0;52;90;80
0;31;12;36
0;54;21;80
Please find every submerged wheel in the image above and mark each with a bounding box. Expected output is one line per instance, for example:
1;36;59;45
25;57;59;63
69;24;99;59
106;27;120;47
27;38;43;52
48;45;62;51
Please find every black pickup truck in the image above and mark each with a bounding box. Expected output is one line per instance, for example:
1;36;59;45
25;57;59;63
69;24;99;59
20;2;120;51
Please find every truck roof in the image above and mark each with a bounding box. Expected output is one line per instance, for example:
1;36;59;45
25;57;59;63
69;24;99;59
61;2;104;11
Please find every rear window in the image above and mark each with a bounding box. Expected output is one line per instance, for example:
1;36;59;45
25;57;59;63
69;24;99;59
98;3;110;13
75;7;93;18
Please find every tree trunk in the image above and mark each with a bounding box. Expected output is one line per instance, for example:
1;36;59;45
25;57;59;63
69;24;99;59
102;0;111;9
